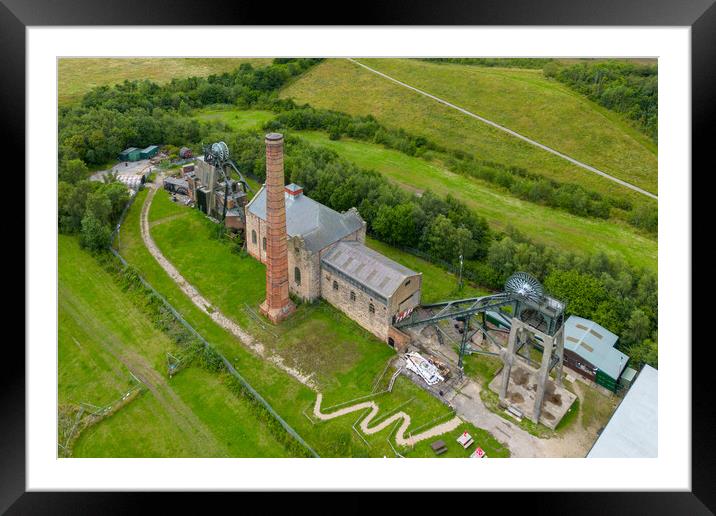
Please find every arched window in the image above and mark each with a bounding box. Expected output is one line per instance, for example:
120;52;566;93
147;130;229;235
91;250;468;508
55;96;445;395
262;237;267;251
350;291;356;302
333;280;339;291
252;230;257;245
369;303;375;315
294;267;301;286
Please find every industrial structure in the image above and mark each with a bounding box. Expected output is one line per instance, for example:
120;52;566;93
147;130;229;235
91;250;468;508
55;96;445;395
258;133;296;324
180;141;252;230
394;272;574;426
247;133;423;337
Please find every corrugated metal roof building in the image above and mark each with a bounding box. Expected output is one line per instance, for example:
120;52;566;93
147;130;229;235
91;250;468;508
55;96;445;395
587;365;657;458
321;241;418;304
563;315;629;392
139;145;159;159
119;147;141;162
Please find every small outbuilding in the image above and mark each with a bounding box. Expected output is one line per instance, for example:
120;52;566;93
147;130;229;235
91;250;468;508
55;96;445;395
587;365;657;458
139;145;160;159
119;147;141;162
563;316;629;392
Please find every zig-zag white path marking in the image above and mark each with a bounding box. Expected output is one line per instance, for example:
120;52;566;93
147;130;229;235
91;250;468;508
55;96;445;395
140;181;464;448
313;393;462;447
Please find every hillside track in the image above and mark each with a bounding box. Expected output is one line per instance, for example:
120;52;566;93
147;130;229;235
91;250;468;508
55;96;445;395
347;59;658;201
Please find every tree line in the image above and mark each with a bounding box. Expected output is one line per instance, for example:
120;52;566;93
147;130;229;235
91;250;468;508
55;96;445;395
543;60;658;143
58;59;322;167
58;160;131;252
56;58;657;368
268;107;657;235
214;131;657;369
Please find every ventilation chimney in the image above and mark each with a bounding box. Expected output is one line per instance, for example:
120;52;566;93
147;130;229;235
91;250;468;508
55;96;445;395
259;133;296;324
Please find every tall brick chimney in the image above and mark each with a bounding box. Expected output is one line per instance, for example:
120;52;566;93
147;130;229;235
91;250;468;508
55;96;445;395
259;133;296;324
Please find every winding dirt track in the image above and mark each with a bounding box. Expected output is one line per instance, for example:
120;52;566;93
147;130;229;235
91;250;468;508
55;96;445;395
139;181;466;450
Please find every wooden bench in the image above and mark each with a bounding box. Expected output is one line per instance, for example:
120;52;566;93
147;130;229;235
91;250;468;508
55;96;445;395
431;440;448;455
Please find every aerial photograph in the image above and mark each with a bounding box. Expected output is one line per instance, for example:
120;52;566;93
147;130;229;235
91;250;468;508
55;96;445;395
57;57;658;459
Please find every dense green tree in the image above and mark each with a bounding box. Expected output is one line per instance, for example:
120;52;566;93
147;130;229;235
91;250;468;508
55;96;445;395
84;191;112;224
59;159;89;184
79;214;111;251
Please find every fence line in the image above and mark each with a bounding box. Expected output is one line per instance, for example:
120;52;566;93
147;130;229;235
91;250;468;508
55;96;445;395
108;189;320;458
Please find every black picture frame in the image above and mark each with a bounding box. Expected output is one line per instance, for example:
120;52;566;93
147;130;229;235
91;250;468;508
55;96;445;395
4;0;712;512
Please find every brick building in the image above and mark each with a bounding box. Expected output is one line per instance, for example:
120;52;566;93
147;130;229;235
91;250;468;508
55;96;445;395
245;180;422;342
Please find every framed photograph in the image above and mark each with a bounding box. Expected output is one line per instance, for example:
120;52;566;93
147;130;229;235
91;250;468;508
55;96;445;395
6;0;712;510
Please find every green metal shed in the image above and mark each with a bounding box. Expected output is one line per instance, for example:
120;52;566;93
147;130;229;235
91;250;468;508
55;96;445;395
139;145;159;159
119;147;140;162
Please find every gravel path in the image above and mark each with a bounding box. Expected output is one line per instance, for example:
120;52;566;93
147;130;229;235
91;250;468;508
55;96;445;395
140;181;316;389
313;393;462;447
139;180;467;449
347;58;657;201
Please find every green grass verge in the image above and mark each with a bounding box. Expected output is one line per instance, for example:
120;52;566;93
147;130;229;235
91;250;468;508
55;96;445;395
59;235;171;405
295;130;657;271
59;234;294;457
280;58;655;209
58;58;272;106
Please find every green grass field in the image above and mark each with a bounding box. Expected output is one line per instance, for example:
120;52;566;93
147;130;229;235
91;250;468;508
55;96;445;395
113;188;509;457
295;131;657;271
357;58;657;194
59;235;173;406
59;235;294;457
193;108;275;132
58;58;272;106
187;106;656;271
280;59;656;208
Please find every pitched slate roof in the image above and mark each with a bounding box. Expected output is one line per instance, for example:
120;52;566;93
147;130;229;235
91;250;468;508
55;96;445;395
564;315;629;380
247;185;364;253
321;241;418;300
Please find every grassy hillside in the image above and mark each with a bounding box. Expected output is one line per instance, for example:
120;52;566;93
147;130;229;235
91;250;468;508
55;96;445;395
188;107;656;270
358;58;657;193
59;234;293;457
280;59;656;208
58;58;272;106
296;131;657;271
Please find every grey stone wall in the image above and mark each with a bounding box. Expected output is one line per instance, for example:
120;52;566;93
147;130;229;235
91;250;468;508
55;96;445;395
320;269;391;341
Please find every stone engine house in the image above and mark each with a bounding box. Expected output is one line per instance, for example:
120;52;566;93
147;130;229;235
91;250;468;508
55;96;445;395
246;179;422;342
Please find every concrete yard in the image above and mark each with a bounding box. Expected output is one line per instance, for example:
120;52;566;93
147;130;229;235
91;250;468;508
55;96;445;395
489;365;577;430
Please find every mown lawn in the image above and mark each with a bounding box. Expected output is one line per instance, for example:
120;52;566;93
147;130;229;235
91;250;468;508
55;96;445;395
58;58;272;106
59;234;293;458
280;58;655;210
295;130;657;272
193;108;275;132
357;58;657;195
122;188;509;456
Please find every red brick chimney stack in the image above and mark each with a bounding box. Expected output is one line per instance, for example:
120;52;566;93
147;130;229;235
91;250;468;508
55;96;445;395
259;133;296;324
